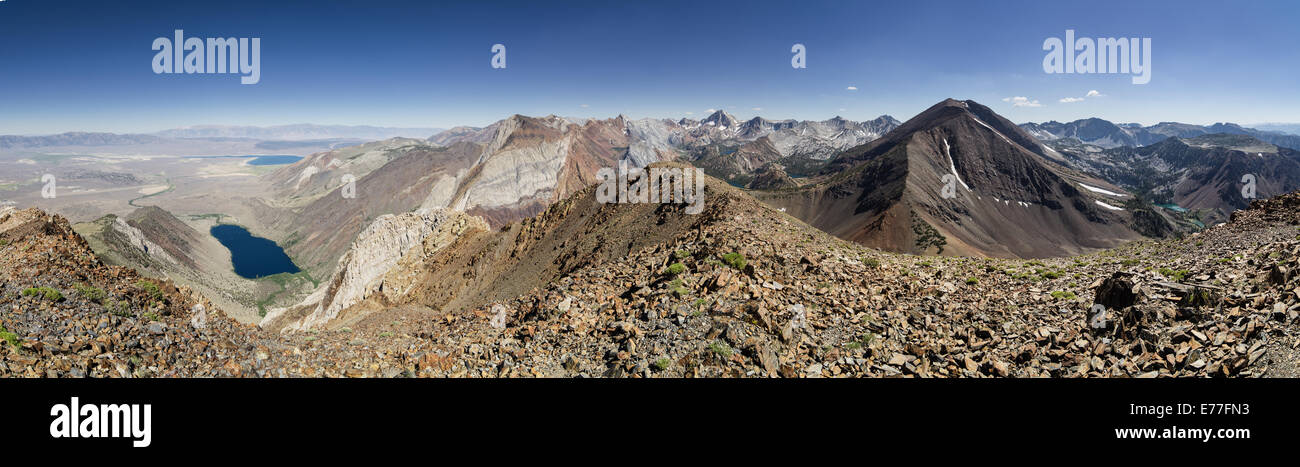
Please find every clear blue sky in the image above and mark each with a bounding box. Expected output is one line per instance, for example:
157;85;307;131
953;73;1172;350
1;0;1297;134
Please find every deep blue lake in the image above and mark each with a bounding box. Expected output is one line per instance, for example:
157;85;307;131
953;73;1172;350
209;224;300;279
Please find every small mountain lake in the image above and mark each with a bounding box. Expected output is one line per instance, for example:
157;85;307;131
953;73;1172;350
1156;203;1189;213
210;224;300;279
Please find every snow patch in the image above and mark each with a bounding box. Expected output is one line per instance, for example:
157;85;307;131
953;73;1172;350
1094;200;1125;211
942;138;971;191
970;116;1014;145
1078;183;1125;197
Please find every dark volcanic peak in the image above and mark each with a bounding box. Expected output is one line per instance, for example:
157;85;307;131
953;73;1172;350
829;98;1053;173
765;98;1143;258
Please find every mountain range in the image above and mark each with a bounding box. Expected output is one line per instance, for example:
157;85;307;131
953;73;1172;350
155;124;441;141
1021;118;1300;150
26;98;1300;335
430;111;901;186
0;124;442;150
1048;133;1300;225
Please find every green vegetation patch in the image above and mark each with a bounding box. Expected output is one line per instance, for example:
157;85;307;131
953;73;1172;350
721;252;747;270
708;340;733;358
74;284;106;303
1050;290;1077;300
21;287;63;302
0;323;20;349
135;280;164;302
1157;268;1189;281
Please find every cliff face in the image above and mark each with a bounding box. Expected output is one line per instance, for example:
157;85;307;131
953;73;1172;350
261;208;488;331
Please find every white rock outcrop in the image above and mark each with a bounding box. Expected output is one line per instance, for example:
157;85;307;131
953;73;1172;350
264;208;487;330
111;217;179;266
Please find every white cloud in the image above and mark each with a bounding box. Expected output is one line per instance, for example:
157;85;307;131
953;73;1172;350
579;104;589;108
684;111;694;115
706;108;717;113
1059;90;1104;103
846;86;858;91
1002;96;1043;107
752;107;763;111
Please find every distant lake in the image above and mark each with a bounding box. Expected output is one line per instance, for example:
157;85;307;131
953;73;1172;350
183;155;303;166
1156;203;1188;213
248;155;303;165
209;224;300;279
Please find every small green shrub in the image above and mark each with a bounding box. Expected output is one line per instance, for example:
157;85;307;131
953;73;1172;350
135;280;164;302
863;257;880;268
0;323;20;349
21;287;63;302
74;284;106;303
1158;268;1189;281
665;262;686;276
654;358;672;370
106;300;131;317
674;250;690;259
708;341;733;358
1050;290;1077;300
965;277;979;285
721;252;747;270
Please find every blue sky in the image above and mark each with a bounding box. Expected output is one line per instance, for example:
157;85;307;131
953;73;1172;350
1;0;1297;134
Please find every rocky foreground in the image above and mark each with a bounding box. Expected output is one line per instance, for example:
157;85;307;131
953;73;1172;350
3;187;1300;377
